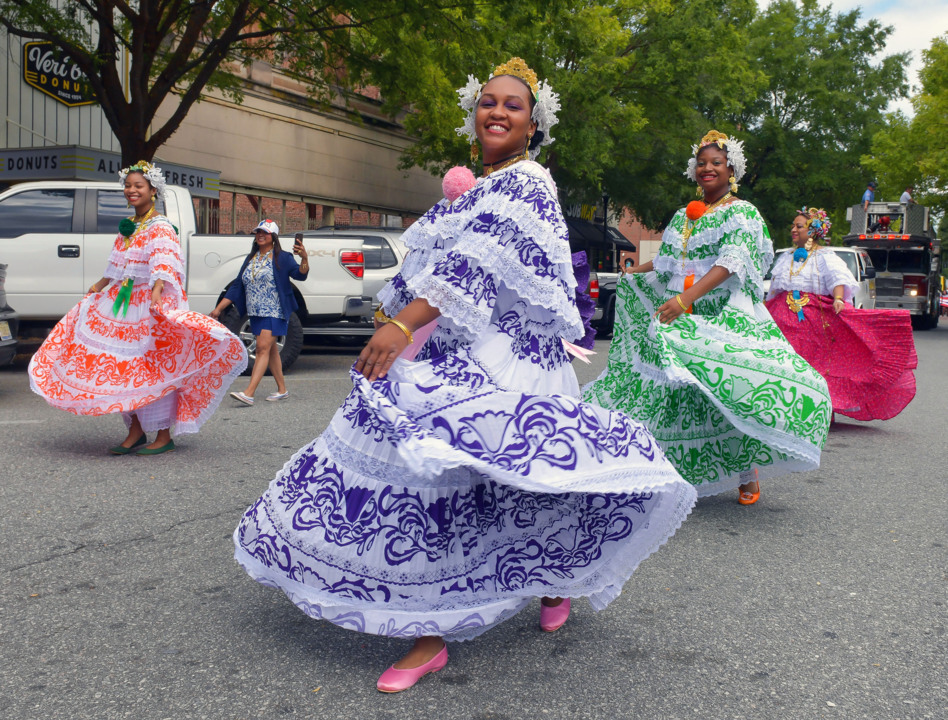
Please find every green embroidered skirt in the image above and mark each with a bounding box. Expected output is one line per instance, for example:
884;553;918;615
583;273;831;496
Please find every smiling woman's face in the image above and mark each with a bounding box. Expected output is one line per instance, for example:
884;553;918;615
694;145;733;201
474;75;537;166
123;172;154;214
790;215;809;246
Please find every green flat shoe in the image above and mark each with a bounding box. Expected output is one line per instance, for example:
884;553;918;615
135;440;176;456
109;434;148;455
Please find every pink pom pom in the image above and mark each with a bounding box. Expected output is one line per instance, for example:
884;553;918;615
442;166;477;203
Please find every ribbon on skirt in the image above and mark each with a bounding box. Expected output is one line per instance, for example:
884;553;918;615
112;278;134;317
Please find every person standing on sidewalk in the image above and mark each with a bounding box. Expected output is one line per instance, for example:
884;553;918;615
210;221;308;405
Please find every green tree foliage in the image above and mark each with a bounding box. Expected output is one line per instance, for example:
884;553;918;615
397;0;765;228
0;0;482;164
727;0;908;246
864;34;948;216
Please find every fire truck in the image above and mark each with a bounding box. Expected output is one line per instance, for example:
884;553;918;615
843;201;942;329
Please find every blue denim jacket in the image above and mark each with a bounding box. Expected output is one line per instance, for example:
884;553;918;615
224;250;308;319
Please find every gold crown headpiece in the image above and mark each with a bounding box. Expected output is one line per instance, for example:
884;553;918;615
491;57;539;99
685;129;747;182
698;130;730;150
455;58;560;160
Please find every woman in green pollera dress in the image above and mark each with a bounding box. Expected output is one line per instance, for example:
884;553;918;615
583;130;831;505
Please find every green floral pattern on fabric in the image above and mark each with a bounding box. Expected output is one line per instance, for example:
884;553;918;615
583;203;830;496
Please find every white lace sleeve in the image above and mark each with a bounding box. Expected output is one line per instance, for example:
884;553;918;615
765;251;793;299
401;163;582;342
815;250;859;304
711;203;773;302
146;220;186;294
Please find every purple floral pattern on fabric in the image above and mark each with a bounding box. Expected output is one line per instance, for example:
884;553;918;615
234;163;695;642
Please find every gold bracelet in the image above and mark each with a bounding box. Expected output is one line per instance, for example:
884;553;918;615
675;295;688;311
387;318;413;344
374;308;390;323
834;296;843;302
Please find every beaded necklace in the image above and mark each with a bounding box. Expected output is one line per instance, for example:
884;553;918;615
681;192;733;269
483;151;528;177
121;206;156;249
788;245;817;278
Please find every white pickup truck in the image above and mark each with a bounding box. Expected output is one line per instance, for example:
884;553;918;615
0;180;407;368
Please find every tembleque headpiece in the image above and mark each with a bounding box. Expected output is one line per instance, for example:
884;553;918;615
119;160;167;201
455;57;560;161
797;206;832;242
684;130;747;185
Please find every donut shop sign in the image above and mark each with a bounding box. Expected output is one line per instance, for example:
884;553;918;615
23;41;96;107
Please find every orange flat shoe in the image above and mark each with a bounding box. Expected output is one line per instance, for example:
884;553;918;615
738;483;760;505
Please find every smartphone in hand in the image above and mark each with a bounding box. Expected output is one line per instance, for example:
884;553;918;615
293;232;304;254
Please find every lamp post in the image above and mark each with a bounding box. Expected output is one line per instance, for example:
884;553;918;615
601;192;610;270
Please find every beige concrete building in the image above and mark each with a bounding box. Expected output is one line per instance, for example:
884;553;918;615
1;32;442;232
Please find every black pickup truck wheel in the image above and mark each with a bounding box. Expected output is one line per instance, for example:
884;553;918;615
222;310;304;373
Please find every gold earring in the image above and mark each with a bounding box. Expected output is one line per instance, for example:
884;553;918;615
470;143;480;164
696;185;703;197
524;134;533;155
729;176;738;194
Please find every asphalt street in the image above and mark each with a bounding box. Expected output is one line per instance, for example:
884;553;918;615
1;329;945;720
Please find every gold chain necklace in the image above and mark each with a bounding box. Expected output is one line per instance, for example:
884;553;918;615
124;206;155;249
788;246;816;278
682;192;733;268
483;151;528;177
251;250;272;281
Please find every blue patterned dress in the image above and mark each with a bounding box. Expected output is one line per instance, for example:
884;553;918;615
233;161;696;642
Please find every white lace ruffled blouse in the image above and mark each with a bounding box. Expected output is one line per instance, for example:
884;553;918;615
377;160;583;397
649;199;774;315
767;248;859;305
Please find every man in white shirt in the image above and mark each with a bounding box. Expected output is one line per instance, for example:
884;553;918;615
899;186;914;204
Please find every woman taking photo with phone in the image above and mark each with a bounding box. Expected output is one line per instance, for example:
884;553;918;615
210;221;308;405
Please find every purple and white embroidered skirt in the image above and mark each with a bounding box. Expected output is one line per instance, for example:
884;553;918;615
234;351;695;642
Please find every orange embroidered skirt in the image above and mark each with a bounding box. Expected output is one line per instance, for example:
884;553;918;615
29;282;247;434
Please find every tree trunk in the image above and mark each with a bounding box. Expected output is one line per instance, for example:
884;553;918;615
115;127;156;167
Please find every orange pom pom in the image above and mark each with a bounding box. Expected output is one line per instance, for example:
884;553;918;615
686;201;707;221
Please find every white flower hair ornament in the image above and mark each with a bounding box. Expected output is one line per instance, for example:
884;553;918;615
684;130;747;185
119;160;167;201
455;57;560;161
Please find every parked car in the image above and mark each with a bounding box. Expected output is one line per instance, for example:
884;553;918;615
592;271;620;336
0;263;19;366
764;246;876;309
0;181;404;370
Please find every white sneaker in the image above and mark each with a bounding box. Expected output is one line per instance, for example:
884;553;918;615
266;391;290;402
230;391;254;405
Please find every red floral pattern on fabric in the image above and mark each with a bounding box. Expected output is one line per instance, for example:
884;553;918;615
29;217;247;433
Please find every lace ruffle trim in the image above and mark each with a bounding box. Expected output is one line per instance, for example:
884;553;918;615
388;163;582;339
663;202;772;259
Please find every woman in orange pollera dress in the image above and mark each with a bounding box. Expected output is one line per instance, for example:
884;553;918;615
29;161;247;455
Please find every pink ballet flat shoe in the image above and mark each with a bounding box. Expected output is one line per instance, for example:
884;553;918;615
540;598;571;632
376;644;448;693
